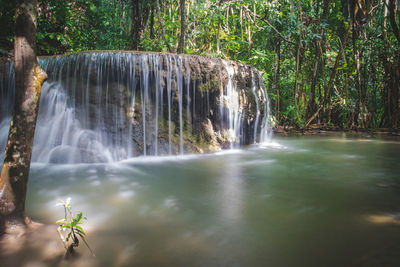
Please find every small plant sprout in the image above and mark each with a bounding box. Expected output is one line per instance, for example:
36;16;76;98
56;197;95;257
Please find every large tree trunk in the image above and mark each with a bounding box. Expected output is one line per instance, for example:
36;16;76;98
0;0;47;232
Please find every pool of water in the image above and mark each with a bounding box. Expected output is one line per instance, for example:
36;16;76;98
22;135;400;266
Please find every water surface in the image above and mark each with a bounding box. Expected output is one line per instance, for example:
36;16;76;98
25;136;400;266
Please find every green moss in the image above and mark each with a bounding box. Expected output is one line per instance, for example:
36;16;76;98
198;72;223;96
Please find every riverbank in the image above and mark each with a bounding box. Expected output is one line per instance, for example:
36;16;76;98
0;223;66;266
273;124;400;138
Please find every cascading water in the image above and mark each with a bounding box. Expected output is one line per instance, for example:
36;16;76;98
258;71;272;143
0;51;271;164
221;62;242;148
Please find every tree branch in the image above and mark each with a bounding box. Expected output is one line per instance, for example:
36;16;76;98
156;0;172;53
242;6;297;46
305;19;353;127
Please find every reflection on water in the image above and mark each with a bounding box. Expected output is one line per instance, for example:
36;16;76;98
218;155;243;227
4;136;400;266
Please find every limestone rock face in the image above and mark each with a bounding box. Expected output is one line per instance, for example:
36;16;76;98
0;51;271;163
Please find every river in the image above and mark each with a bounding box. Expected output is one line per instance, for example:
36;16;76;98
22;135;400;266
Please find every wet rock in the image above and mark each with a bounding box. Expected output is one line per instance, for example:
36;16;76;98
1;51;271;162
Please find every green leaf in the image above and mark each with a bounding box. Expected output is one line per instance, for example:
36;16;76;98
75;225;84;232
56;219;67;224
76;212;83;221
66;233;71;242
60;224;72;229
76;229;86;237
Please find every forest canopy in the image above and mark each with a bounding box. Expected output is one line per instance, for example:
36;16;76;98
0;0;399;129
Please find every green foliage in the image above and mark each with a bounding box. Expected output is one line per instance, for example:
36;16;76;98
0;1;16;51
56;197;94;256
57;211;86;243
56;197;86;244
1;0;398;129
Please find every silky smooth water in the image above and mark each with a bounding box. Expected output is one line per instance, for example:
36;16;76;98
0;53;271;164
22;136;400;266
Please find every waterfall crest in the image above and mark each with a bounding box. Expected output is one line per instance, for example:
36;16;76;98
0;51;271;163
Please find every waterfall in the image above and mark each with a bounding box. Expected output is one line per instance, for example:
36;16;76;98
257;71;272;143
0;51;271;164
175;57;184;155
222;62;242;149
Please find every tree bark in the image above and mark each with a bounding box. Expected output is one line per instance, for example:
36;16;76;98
177;0;186;54
0;0;47;232
131;0;151;50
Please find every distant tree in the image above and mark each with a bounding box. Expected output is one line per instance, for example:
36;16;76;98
381;0;400;128
177;0;186;53
131;0;151;50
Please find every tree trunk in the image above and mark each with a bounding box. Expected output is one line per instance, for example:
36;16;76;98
382;0;400;128
306;0;331;119
294;41;301;108
156;0;172;52
306;18;352;127
353;24;362;127
276;38;281;123
307;42;321;118
217;5;221;53
149;5;154;39
131;0;150;50
0;0;47;232
381;50;400;129
294;4;304;109
389;0;400;46
177;0;186;54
